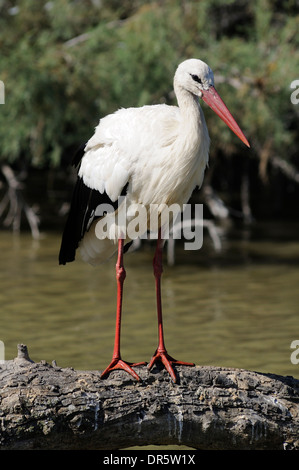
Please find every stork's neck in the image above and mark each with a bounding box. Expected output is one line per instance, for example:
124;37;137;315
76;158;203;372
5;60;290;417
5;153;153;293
174;83;200;119
174;81;207;154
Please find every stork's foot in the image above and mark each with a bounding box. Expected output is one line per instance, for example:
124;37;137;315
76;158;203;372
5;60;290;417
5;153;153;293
100;357;146;381
148;349;195;383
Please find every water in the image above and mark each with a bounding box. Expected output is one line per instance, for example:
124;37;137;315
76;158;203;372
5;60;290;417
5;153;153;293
1;222;299;379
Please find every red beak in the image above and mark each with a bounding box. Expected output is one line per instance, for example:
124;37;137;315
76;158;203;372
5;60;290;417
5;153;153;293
201;86;250;148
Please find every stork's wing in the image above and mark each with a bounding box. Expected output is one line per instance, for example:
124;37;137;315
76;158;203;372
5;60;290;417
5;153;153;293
78;105;180;200
58;145;128;265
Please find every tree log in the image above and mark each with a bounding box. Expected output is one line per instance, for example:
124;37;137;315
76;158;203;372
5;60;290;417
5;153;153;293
0;345;298;450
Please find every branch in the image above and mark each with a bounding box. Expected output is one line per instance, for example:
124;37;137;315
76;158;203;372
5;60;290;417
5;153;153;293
167;218;222;266
0;165;40;239
270;155;299;184
0;345;298;450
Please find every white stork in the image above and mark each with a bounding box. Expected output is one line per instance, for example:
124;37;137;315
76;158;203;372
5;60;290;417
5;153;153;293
59;58;249;383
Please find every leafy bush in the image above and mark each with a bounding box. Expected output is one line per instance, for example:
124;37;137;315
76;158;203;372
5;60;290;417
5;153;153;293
0;0;298;175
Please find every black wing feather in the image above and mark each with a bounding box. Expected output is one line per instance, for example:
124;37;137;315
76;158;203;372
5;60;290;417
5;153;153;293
59;145;129;265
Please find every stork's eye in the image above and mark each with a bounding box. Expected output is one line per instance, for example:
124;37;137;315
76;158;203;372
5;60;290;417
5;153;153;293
191;74;202;84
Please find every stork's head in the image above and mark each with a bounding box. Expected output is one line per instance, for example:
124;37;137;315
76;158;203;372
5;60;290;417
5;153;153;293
175;59;250;148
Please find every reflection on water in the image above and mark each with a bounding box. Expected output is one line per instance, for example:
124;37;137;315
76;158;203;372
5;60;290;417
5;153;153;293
0;222;298;379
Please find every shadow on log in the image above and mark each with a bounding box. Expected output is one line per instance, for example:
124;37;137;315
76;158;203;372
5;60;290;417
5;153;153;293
0;344;298;450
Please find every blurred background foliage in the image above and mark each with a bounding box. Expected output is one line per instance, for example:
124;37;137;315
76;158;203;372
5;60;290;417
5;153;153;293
0;0;298;232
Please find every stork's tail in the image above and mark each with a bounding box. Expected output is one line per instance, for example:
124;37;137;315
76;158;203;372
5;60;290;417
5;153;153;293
59;143;132;266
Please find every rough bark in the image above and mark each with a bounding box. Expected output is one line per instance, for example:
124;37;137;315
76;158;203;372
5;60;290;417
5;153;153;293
0;345;298;450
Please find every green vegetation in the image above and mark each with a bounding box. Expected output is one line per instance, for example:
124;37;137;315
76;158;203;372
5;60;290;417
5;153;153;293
0;0;298;229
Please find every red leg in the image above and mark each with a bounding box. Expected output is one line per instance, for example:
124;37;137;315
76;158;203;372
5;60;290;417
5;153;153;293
101;238;145;381
148;229;195;382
